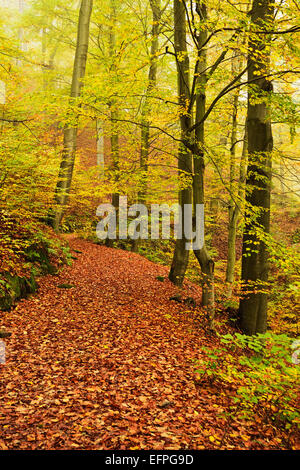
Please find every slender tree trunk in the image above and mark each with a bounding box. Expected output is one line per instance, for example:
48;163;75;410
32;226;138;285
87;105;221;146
111;124;119;210
169;0;193;285
226;126;247;295
192;0;215;325
42;29;60;91
16;0;26;66
42;27;47;91
139;0;160;204
239;0;274;335
169;0;215;317
52;0;93;231
132;0;161;252
226;49;244;295
279;154;286;207
106;0;119;247
106;110;119;247
96;119;105;175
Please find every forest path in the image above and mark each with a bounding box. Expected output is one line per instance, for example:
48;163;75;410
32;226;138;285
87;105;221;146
0;237;228;450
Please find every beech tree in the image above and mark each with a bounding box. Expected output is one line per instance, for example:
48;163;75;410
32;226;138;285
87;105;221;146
168;0;193;285
52;0;93;231
169;0;243;322
131;0;162;252
225;46;248;297
238;0;275;335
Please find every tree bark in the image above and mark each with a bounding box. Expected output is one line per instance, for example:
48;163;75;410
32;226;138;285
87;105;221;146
192;0;215;325
96;119;105;175
238;0;274;335
226;126;247;296
226;49;245;295
52;0;93;231
106;0;119;248
132;0;161;252
139;0;160;204
169;0;193;285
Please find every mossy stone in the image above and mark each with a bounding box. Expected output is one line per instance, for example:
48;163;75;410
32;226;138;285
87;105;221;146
0;272;38;311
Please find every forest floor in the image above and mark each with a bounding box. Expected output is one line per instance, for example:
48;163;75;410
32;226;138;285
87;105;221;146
0;236;298;450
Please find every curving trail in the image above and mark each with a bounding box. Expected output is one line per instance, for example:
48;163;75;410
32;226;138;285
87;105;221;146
0;238;292;450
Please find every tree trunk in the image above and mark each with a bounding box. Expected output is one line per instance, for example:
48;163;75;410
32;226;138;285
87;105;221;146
226;49;244;295
132;0;161;252
192;0;215;326
42;27;47;91
106;0;119;248
52;0;93;231
139;0;160;204
169;0;193;285
96;119;105;175
226;125;247;295
238;0;274;335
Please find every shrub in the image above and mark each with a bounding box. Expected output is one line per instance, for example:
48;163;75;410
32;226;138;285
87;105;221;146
195;332;300;429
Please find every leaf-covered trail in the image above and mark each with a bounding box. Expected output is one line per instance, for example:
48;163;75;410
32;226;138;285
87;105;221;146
0;238;285;449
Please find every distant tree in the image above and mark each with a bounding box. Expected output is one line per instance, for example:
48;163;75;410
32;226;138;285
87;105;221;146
132;0;162;252
52;0;93;231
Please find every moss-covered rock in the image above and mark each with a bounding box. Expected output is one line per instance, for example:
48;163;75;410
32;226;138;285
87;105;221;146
0;272;38;312
0;287;13;311
0;213;69;312
25;244;57;275
0;244;54;312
